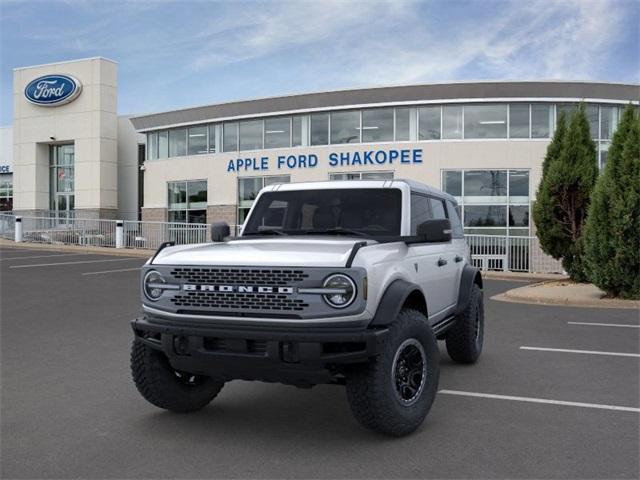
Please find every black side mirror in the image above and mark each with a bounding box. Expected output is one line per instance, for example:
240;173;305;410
211;221;230;242
415;218;452;243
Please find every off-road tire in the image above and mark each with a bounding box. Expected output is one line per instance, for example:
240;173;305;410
345;309;439;436
445;283;484;364
131;340;224;412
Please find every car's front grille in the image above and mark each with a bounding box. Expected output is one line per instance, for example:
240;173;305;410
170;291;309;311
170;267;309;286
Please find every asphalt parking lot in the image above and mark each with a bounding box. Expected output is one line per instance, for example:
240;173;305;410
1;245;638;479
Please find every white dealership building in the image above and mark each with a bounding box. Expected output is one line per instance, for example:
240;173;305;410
5;57;638;239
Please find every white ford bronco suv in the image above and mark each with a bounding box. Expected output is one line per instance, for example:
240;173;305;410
131;180;484;436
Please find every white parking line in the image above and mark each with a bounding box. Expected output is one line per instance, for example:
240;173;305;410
520;346;640;358
10;258;142;269
1;253;88;261
568;321;640;329
82;267;141;275
438;390;640;413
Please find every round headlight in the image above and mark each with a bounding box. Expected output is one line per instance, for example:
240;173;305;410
143;270;165;301
322;274;356;308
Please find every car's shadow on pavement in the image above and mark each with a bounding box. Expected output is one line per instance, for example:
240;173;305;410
129;381;425;444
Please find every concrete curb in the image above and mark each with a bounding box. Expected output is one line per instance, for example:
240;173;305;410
0;238;154;258
482;271;568;282
492;280;640;310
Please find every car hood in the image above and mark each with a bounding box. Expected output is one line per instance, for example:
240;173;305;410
151;237;370;267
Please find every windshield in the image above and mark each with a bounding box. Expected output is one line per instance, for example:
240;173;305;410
242;188;402;237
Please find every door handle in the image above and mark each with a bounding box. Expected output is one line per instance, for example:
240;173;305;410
437;258;448;267
455;255;463;263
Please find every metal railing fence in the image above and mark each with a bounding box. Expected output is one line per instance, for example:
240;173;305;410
1;212;563;274
122;220;211;250
20;216;118;247
0;213;15;240
465;234;564;274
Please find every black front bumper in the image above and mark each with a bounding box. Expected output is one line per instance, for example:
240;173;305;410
131;316;388;386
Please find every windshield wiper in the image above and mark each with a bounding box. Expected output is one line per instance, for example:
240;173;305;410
244;229;287;236
303;228;370;238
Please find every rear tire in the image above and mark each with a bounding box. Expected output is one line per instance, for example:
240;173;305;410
445;283;484;363
131;341;224;413
345;309;439;436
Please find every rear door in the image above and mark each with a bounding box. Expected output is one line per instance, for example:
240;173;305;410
427;196;459;311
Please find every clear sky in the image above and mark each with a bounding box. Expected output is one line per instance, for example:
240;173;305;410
1;0;638;126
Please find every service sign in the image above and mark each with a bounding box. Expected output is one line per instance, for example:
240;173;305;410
24;74;82;106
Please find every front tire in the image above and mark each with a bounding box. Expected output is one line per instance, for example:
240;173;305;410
131;341;224;413
345;309;439;436
445;283;484;363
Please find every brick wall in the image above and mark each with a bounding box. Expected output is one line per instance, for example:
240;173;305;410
141;208;167;223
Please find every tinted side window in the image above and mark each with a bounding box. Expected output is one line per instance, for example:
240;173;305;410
446;200;464;238
410;194;432;234
429;198;448;219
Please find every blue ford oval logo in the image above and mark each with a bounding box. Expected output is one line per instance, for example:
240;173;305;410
24;74;82;106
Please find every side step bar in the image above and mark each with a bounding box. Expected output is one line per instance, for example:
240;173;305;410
432;315;457;337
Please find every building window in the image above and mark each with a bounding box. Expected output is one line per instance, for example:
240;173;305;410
238;175;290;224
329;171;394;181
158;131;168;159
362;108;394;143
310;113;329;145
442;170;462;197
585;104;599;140
208;124;217;153
292;116;303;147
0;173;12;211
223;122;239;152
531;104;552;138
419;106;441;140
264;117;291;149
442;105;463;139
168;128;187;157
147;132;158;160
442;169;529;236
239;119;263;151
168;180;207;223
464;104;507;139
395;107;411;141
509;104;529;139
600;106;619;140
187;126;208;155
49;144;75;218
330;110;360;144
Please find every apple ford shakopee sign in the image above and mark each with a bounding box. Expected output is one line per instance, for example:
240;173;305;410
24;74;82;106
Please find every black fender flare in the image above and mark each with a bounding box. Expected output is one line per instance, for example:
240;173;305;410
455;264;483;316
369;279;425;327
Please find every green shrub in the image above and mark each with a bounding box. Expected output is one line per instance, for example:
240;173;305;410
584;106;640;299
533;105;598;281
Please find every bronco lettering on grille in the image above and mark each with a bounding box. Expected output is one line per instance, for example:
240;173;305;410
183;284;295;294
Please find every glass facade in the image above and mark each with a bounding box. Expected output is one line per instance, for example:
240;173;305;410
464;104;507;139
167;180;207;223
419;106;440;140
395;107;411;141
362;108;394;143
187;126;208;156
0;173;12;211
330;110;360;144
238;175;290;224
264;117;291;149
442;169;530;236
329;171;394;180
49;144;75;218
143;103;624;168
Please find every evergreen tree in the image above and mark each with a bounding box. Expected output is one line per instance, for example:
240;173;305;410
584;106;640;298
533;104;598;281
